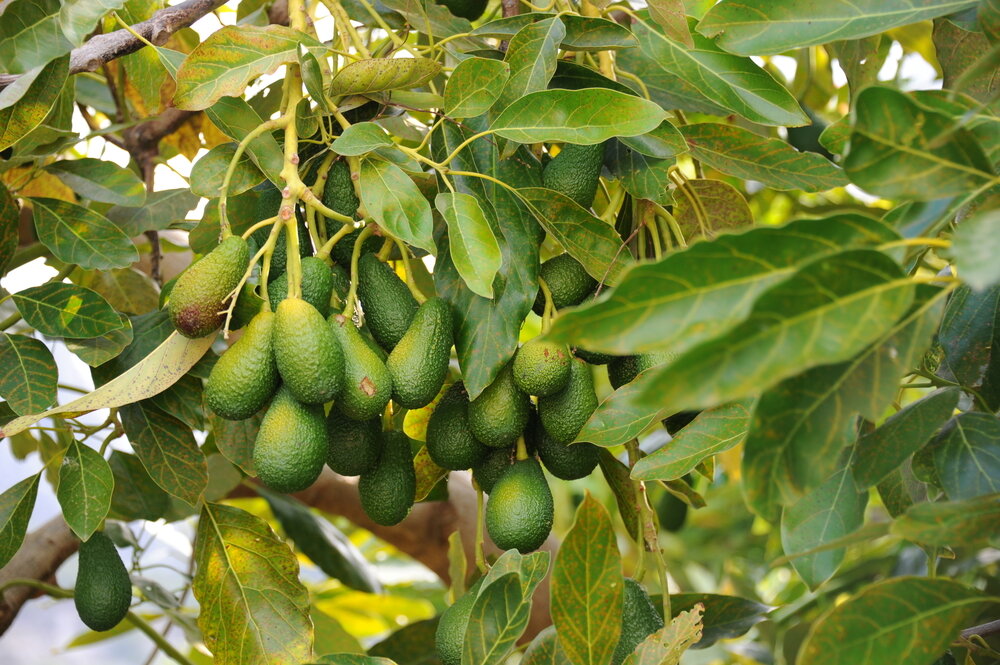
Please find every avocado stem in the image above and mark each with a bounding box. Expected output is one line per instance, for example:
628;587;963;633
394;238;428;304
474;486;488;574
342;224;378;316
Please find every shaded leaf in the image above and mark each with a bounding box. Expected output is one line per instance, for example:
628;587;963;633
0;54;69;151
45;159;145;206
359;158;435;254
672;178;752;240
521;626;571;665
0;333;56;415
58;0;126;45
56;440;114;540
622;604;703;665
332;122;394;156
952;208;1000;290
0;474;39;568
618;122;687;160
204;97;285;186
608;142;675;205
937;285;1000;408
13;282;122;339
472;13;638;51
369;617;440;665
0;0;71;74
330;58;441;96
76;268;159;316
0;185;18;276
119;403;207;507
437;192;502;299
668;594;770;649
66;316;134;367
210;410;261;475
31;198;138;270
891;494;1000;547
495;17;566;111
106;188;200;236
932;412;1000;500
598;449;640;541
933;18;1000;103
190;143;265;198
108;451;170;522
444;58;510;118
647;0;693;48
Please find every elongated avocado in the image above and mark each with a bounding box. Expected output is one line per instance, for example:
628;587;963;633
426;382;490;470
268;256;336;317
358;431;417;526
542;142;604;208
485;459;553;553
537;357;597;444
329;313;393;420
169;235;250;337
326;410;382;476
357;253;419;351
512;337;571;397
253;387;327;493
273;297;344;404
205;310;279;420
74;531;131;632
387;297;453;409
322;160;360;234
467;362;531;448
532;253;597;315
611;578;664;665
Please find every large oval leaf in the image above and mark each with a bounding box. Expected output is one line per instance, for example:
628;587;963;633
495;17;566;111
31;198;139;270
12;282;122;339
437;192;502;299
0;54;69;151
892;495;1000;547
0;474;39;569
473;13;638;51
119;403;207;507
444;57;510;118
0;333;56;416
932;412;1000;500
359;158;435;254
56;439;114;541
329;57;442;97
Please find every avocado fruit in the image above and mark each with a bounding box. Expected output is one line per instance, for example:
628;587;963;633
537;357;597;444
205;310;279;420
607;351;673;390
472;447;514;494
387;297;453;409
253;387;328;493
273;297;344;404
169;235;250;338
435;579;485;665
611;578;665;665
357;253;419;351
532;254;597;315
74;531;131;632
434;0;488;21
574;347;615;365
787;107;832;159
512;337;571;397
329;263;351;310
542;142;604;209
322;159;360;229
229;282;264;330
329;314;393;421
528;414;599;480
359;430;416;526
485;459;553;553
426;382;490;470
468;362;531;448
329;227;382;267
656;487;689;533
326;410;382;476
268;256;336;317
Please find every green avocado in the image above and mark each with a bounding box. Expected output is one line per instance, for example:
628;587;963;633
357;253;419;351
485;459;553;553
542;142;604;209
512;337;571;397
435;578;485;665
326;410;382;476
537;357;597;444
611;578;665;665
358;431;417;526
656;486;689;533
329;313;393;421
273;297;344;404
528;413;599;481
322;160;360;229
607;351;673;390
434;0;488;20
387;297;453;409
74;531;132;632
229;282;264;330
472;447;514;494
204;310;279;420
253;387;328;493
329;263;351;310
532;254;597;315
468;362;531;448
168;235;250;338
268;256;336;317
329;227;382;267
574;347;616;365
426;382;490;471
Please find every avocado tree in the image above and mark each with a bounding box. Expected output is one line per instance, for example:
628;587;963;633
0;0;998;663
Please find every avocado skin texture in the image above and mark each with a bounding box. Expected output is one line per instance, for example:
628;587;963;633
205;311;280;420
611;578;665;665
485;459;553;553
169;235;250;338
230;282;264;330
608;351;674;390
329;227;382;267
253;387;327;492
387;297;453;409
512;337;571;397
574;347;615;365
427;382;490;471
329;313;393;421
435;578;485;665
434;0;488;20
322;160;360;230
542;142;604;208
532;254;597;315
326;410;382;476
359;431;416;526
357;253;419;351
74;531;131;632
537;357;597;444
268;257;336;317
528;414;598;480
468;363;531;448
472;447;513;493
656;487;688;533
329;263;351;310
273;298;344;404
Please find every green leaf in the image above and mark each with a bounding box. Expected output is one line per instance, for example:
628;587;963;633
461;572;532;665
798;577;989;665
0;185;18;276
56;440;114;540
844;87;995;200
853;388;960;489
634;16;807;127
495;17;566;111
58;0;125;44
0;333;56;416
633;250;915;415
359;158;434;254
190;143;265;198
668;594;771;648
106;188;200;236
679;123;848;192
45;158;145;206
76;268;159;316
518;187;631;285
0;474;39;569
194;503;313;665
444;57;510;118
66;315;134;367
551;493;623;665
437;192;502;299
618;121;687;159
647;0;693;48
31;198;139;270
521;626;571;665
548;214;899;356
580;379;667;449
331;122;394;156
631;400;754;480
108;451;170;522
0;0;72;74
368;617;439;664
671;178;752;240
933;18;999;103
598;449;640;541
609;145;675;205
175;25;323;110
490;88;666;144
313;657;395;665
622;604;704;665
262;489;380;593
952;208;1000;290
210;410;261;475
472;13;638;51
13;282;122;339
780;457;868;589
311;607;365;656
0;54;69;151
699;0;978;56
330;57;442;97
379;0;482;52
932;412;1000;500
891;494;1000;547
204;97;285;186
937;285;1000;407
119;403;207;507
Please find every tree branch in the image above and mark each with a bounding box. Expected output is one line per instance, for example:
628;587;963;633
962;620;1000;640
0;0;228;89
0;517;78;635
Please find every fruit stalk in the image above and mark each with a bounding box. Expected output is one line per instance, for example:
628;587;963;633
627;440;671;621
343;224;377;315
